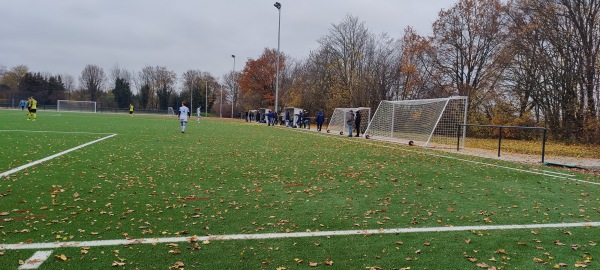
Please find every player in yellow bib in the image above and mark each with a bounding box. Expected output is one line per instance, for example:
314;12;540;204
26;97;32;119
129;104;134;117
27;97;37;121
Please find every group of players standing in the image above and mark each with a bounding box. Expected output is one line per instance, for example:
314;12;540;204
19;97;38;121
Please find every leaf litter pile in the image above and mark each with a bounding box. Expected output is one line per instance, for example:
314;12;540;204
0;111;598;269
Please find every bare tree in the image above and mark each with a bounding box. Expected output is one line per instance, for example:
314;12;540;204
154;66;176;110
318;14;372;107
61;74;76;99
109;64;132;85
432;0;509;113
79;64;106;101
138;66;155;109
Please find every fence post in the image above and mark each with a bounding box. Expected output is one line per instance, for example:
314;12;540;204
457;124;461;152
498;127;503;157
541;128;547;163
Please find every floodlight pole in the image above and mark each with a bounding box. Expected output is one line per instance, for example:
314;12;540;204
205;81;208;117
190;78;193;113
220;84;223;118
231;54;235;118
274;2;281;114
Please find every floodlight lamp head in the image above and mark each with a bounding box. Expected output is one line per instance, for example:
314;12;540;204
231;55;235;58
274;2;281;9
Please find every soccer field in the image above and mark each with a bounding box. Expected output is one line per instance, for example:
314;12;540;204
0;110;598;269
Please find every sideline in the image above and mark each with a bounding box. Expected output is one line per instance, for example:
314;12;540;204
1;222;598;250
0;132;118;178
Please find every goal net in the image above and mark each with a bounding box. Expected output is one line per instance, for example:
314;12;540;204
168;107;175;115
57;100;97;113
364;96;468;147
326;107;371;136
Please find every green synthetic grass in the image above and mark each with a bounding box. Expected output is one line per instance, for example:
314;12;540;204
0;109;598;269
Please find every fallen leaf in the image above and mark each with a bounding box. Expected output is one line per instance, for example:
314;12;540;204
112;261;125;266
309;261;318;267
533;257;546;263
476;262;489;268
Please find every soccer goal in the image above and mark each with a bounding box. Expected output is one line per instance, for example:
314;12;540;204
168;107;175;115
326;107;371;136
57;100;97;113
364;96;468;148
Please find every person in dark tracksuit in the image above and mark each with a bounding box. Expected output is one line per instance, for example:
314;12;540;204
316;110;325;132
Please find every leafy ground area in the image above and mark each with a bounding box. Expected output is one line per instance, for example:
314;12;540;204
0;110;598;269
466;137;600;159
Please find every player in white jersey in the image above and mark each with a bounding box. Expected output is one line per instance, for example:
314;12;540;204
197;106;201;123
178;101;191;133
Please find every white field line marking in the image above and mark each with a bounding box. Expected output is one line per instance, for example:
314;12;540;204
0;133;117;178
292;129;600;185
0;130;115;135
18;250;53;269
537;170;575;177
1;222;599;251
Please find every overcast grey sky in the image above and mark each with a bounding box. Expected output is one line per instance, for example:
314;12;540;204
1;0;457;84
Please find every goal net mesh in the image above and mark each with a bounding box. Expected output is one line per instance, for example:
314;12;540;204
57;100;97;113
168;107;175;115
326;107;371;135
364;97;468;147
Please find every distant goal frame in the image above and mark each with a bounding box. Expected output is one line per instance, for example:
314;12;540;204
325;107;372;136
57;100;97;113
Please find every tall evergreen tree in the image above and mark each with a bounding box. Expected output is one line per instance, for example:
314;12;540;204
112;77;132;108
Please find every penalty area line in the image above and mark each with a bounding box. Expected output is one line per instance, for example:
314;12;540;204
1;222;599;251
0;133;117;178
18;251;53;270
0;130;116;135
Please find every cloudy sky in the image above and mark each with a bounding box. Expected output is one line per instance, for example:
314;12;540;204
1;0;457;84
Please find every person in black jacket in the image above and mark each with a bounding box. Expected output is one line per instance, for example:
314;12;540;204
316;110;325;132
354;110;362;137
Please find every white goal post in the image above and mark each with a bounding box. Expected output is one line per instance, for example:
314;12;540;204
364;96;468;147
57;100;97;113
326;107;371;136
167;107;175;115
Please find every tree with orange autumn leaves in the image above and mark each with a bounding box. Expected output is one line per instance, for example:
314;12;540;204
237;48;285;111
